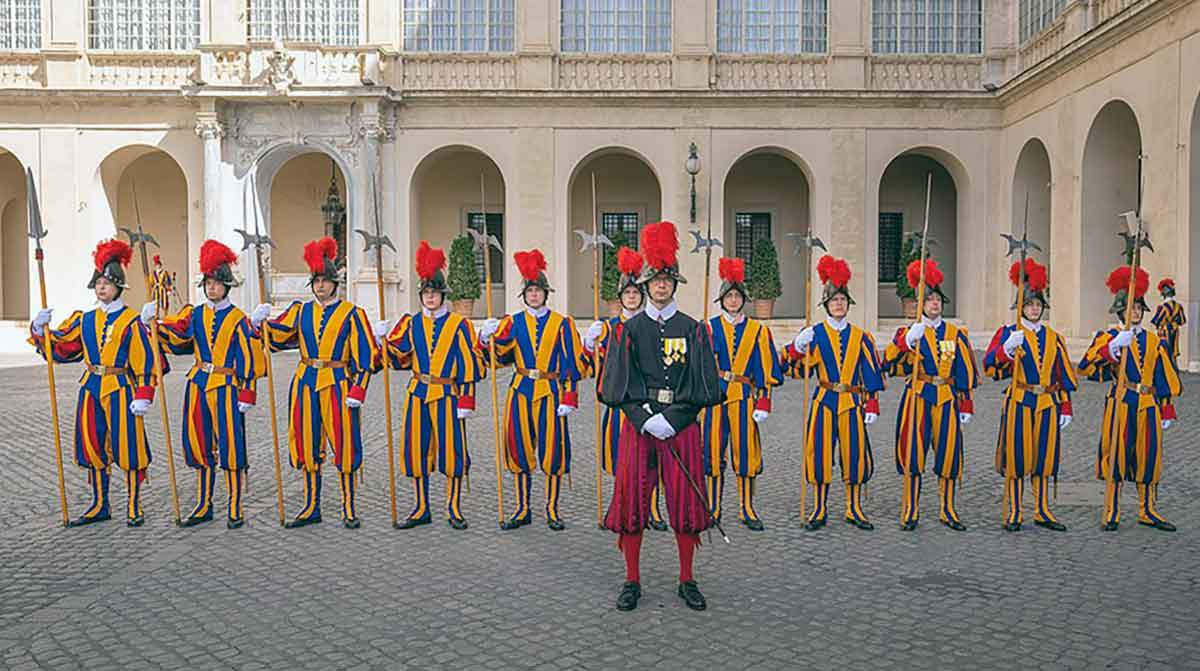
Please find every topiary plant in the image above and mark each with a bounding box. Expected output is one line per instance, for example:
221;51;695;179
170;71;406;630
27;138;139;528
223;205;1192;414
600;230;631;302
447;234;481;302
747;237;782;301
895;231;938;300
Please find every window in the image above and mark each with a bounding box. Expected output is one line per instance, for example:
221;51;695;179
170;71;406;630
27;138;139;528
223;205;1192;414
601;212;640;249
878;212;903;282
871;0;982;54
734;213;771;262
1019;0;1066;44
561;0;671;53
717;0;827;54
403;0;515;52
88;0;199;51
0;0;41;50
467;212;504;284
248;0;360;46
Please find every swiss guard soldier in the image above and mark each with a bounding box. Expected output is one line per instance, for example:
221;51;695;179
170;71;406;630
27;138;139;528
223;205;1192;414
983;259;1077;532
478;249;584;531
1151;278;1185;367
251;236;378;529
701;257;782;530
882;259;979;532
376;241;482;530
582;247;669;531
784;255;884;531
150;254;174;315
30;239;157;527
1079;266;1183;532
143;240;266;529
600;220;723;612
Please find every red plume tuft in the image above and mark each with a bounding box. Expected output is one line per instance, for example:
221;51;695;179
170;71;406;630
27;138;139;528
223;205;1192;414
1158;278;1175;292
93;239;132;272
640;221;679;271
415;240;445;281
1024;260;1048;293
906;259;943;291
303;237;338;274
617;247;643;276
718;257;745;284
817;255;852;288
514;249;547;282
1106;266;1150;298
153;254;162;265
199;240;238;276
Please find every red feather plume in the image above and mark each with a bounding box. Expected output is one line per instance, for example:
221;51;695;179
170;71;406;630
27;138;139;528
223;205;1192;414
1008;258;1046;292
1158;278;1175;292
303;237;339;274
640;221;679;271
199;240;238;276
817;255;851;289
514;249;547;282
153;254;162;265
718;257;745;284
92;239;132;272
617;247;643;276
906;259;944;291
415;241;445;281
1106;266;1149;298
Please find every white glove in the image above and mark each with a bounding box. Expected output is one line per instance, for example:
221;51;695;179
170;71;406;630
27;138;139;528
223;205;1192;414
905;322;927;348
31;308;53;336
958;412;972;425
1002;329;1025;357
130;398;151;416
864;412;878;425
456;408;474;420
346;397;363;409
583;321;605;350
792;327;815;352
642;413;676;440
1108;329;1134;358
556;404;575;418
479;317;500;344
250;303;272;328
373;319;393;339
1162;419;1173;430
1058;414;1072;429
752;409;769;423
140;301;157;324
238;401;254;414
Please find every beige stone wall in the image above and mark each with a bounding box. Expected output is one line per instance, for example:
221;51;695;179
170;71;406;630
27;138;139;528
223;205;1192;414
269;153;347;276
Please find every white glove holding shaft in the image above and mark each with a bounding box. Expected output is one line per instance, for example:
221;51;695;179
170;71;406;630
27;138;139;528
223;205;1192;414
556;404;575;418
31;308;53;336
1162;419;1173;430
456;408;474;420
479;318;500;344
1108;329;1134;358
140;301;157;325
250;303;272;329
1058;414;1072;429
583;321;605;350
373;319;393;339
752;409;769;423
238;401;254;414
864;413;878;425
642;413;676;440
130;398;151;417
792;327;815;352
905;322;927;348
346;397;363;409
1002;329;1025;357
958;412;972;425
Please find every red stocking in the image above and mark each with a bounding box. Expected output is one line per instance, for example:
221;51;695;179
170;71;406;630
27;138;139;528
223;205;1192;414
619;532;643;584
675;532;698;583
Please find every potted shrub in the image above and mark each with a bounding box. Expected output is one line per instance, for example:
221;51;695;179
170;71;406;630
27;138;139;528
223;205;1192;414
748;237;782;319
599;230;630;317
447;234;481;316
894;231;938;319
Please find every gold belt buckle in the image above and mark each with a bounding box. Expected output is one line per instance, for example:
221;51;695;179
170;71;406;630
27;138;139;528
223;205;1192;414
721;371;734;382
200;362;214;374
89;364;105;375
310;359;326;369
655;389;674;404
525;369;543;380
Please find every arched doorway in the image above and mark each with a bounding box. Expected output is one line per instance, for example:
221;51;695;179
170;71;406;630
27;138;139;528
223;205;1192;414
1011;139;1053;276
409;146;506;316
722;149;811;318
1188;96;1200;370
877;150;961;318
0;147;29;320
1081;100;1142;335
567;149;662;318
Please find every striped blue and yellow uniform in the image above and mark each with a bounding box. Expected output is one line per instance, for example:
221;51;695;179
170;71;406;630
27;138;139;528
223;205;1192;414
483;309;584;525
383;309;482;523
1079;327;1183;526
882;321;978;526
701;315;782;523
158;302;265;522
782;322;884;525
30;305;157;521
1151;300;1186;364
983;323;1077;526
263;299;378;523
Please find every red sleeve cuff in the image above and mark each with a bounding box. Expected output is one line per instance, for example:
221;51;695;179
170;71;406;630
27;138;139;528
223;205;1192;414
864;398;880;415
784;344;802;361
893;330;911;352
994;346;1011;364
1100;342;1119;363
1162;404;1177;421
238;389;257;405
958;398;974;415
1059;400;1072;417
348;385;366;403
561;391;579;408
135;386;155;402
457;395;475;411
755;396;772;412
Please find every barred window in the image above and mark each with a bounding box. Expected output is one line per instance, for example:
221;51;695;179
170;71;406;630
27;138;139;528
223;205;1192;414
403;0;514;52
878;212;903;282
88;1;199;51
1019;0;1066;44
717;0;827;54
561;0;671;53
734;213;771;262
248;0;360;46
0;0;41;50
871;0;982;55
601;212;640;249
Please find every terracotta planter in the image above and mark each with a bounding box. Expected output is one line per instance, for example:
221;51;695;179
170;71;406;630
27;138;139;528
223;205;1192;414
752;299;775;320
603;299;621;318
901;297;917;320
451;299;475;317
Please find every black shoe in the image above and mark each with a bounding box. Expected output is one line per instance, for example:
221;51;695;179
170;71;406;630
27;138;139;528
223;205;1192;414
226;517;245;530
448;517;469;530
848;518;874;531
500;515;530;531
677;580;707;611
67;511;111;527
180;510;214;527
901;520;918;532
616;582;641;611
1138;519;1177;532
343;517;361;529
126;515;144;528
803;518;826;531
649;519;669;532
1003;522;1021;532
1101;521;1119;532
394;513;431;530
742;518;765;531
943;519;967;532
1034;519;1067;532
547;518;566;531
284;514;322;529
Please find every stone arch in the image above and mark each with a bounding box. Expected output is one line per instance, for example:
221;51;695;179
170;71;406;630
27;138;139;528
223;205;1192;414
1011;137;1053;279
0;146;29;320
1187;95;1200;370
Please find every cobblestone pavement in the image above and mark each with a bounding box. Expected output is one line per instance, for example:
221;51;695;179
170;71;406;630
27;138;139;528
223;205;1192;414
2;351;1198;670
